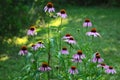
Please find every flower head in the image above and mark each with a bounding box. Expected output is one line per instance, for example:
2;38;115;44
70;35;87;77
19;46;28;55
63;34;71;39
86;28;101;37
61;47;69;54
31;44;38;51
105;66;116;74
35;41;45;49
27;26;37;36
57;9;67;18
65;37;76;44
63;34;72;39
83;18;92;27
93;52;100;57
92;53;104;63
97;63;109;69
73;50;86;59
69;66;78;74
38;62;51;72
44;2;55;13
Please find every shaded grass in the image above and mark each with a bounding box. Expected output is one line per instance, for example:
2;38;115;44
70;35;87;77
0;6;120;80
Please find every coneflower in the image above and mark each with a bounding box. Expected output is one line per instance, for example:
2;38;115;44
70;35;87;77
19;46;28;55
83;18;92;27
73;50;86;59
69;66;78;74
97;63;109;69
86;28;101;37
35;41;45;49
57;9;67;18
38;62;51;72
31;44;38;51
65;37;76;44
92;52;104;63
61;47;69;54
62;34;72;39
27;26;37;36
105;66;116;74
44;2;55;13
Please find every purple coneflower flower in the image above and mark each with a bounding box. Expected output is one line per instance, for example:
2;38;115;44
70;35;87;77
105;66;116;74
38;62;51;72
69;66;78;74
44;2;55;13
83;18;92;27
19;46;28;55
65;37;76;44
31;44;38;51
92;53;104;63
97;63;109;69
63;34;72;39
35;41;45;49
27;26;37;36
94;52;100;57
86;28;101;37
73;50;86;59
57;9;67;18
61;47;69;54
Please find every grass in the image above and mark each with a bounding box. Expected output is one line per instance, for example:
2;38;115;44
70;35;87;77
0;6;120;80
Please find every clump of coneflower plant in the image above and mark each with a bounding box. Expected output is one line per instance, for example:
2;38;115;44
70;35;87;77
17;2;116;80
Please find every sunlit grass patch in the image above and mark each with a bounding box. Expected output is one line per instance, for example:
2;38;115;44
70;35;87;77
13;37;28;45
0;54;9;61
49;18;69;27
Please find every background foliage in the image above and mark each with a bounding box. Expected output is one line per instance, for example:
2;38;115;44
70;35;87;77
0;0;120;37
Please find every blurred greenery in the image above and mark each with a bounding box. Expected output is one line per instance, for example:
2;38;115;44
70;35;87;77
0;0;120;37
0;0;120;80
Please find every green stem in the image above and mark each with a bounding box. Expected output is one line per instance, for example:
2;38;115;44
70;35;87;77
47;23;51;80
48;23;51;65
57;18;63;75
72;74;75;80
59;18;63;49
69;44;74;53
70;44;72;53
48;72;50;80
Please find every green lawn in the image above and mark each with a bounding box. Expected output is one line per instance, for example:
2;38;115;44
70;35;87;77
0;6;120;80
